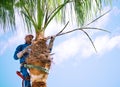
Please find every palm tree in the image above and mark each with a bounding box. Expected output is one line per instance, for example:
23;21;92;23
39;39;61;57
0;0;112;87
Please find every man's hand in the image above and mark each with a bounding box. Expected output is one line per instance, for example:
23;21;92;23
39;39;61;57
17;47;31;58
22;48;30;54
17;51;24;58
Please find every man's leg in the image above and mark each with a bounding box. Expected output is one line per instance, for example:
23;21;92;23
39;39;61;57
24;79;31;87
21;66;31;87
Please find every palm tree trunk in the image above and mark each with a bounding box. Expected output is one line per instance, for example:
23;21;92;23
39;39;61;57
26;32;52;87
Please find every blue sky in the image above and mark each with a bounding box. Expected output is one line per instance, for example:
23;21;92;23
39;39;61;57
0;1;120;87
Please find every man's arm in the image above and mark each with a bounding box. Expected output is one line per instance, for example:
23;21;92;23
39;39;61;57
14;45;28;59
14;45;22;60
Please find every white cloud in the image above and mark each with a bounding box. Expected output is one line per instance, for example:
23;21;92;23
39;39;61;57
89;6;111;28
112;6;120;16
95;35;120;53
0;30;4;37
0;31;24;55
0;42;6;55
52;33;120;64
53;35;84;64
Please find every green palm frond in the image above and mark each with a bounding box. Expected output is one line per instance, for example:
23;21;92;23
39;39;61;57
54;26;110;52
0;0;112;33
0;0;15;31
43;0;70;29
15;0;38;31
81;29;97;52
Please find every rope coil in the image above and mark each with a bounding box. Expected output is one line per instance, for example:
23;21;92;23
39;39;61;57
24;64;49;73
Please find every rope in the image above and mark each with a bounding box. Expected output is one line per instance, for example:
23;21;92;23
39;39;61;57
16;71;30;87
16;64;49;87
16;71;25;87
24;64;49;73
22;80;24;87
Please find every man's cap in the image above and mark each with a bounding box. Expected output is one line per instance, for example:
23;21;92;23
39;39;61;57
25;34;34;38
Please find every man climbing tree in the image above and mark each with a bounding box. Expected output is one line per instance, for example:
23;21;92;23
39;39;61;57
14;34;34;87
14;34;55;87
0;0;112;87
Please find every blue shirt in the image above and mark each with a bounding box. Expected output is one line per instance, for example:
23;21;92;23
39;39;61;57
14;43;31;64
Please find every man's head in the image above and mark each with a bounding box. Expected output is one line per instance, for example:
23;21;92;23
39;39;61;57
25;34;34;44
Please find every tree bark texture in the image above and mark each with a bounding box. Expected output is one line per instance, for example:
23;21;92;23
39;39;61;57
26;35;52;87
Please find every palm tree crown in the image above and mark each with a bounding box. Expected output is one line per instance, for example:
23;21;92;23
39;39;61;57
0;0;112;34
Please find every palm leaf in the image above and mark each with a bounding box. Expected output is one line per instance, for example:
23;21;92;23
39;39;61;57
54;26;110;52
85;9;111;26
0;0;112;33
43;0;70;29
81;29;97;52
0;0;15;31
37;0;44;30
